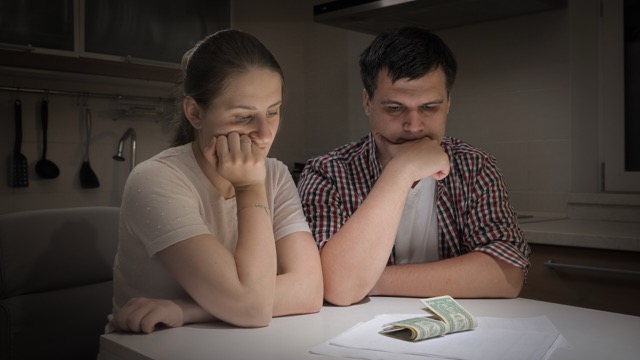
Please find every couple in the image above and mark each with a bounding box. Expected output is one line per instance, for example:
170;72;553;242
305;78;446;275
108;27;530;333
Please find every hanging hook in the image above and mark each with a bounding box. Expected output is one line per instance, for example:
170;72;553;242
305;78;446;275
77;92;89;107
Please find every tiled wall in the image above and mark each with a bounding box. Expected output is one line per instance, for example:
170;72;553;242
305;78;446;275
441;9;572;215
0;69;175;214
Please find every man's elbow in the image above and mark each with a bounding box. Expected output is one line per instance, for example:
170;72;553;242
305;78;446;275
501;267;525;298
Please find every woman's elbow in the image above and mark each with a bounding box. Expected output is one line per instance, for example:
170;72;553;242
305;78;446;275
298;275;325;313
323;283;364;307
229;306;273;328
219;295;274;328
307;287;325;313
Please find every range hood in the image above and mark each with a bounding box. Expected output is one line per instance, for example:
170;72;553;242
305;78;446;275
313;0;567;35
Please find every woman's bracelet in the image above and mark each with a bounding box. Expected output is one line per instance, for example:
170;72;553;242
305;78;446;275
237;204;270;216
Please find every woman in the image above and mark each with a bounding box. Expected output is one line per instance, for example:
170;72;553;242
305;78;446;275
109;29;323;333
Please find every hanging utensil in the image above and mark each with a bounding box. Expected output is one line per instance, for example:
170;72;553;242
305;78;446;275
35;98;60;179
80;107;100;188
9;99;28;187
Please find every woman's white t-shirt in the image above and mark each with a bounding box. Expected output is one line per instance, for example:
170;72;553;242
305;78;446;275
112;144;310;312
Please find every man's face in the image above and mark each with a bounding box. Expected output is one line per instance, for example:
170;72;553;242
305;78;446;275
363;68;451;164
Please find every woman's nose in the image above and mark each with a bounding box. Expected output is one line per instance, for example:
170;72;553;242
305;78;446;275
249;117;274;142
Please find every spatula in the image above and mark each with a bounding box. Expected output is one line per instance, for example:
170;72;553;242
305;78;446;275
9;99;28;187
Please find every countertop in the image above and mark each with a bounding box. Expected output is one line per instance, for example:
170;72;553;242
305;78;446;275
520;218;640;252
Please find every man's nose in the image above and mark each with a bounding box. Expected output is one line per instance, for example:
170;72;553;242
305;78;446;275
402;110;424;133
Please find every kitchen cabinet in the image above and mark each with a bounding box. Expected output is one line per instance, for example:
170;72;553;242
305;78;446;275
0;0;229;82
520;243;640;316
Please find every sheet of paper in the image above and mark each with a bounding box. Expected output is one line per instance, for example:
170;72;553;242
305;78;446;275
311;314;567;360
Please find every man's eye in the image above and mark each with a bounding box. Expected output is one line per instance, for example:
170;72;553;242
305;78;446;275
236;115;253;121
387;106;403;112
422;105;437;112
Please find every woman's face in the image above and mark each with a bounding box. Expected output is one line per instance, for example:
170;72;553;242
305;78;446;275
187;68;283;157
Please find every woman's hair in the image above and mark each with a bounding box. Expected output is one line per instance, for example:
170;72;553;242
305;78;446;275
171;29;285;146
359;27;457;99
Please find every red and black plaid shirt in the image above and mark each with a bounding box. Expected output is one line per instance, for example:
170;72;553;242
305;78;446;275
298;133;530;271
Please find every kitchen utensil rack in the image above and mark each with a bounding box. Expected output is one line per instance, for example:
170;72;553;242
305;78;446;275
0;85;171;104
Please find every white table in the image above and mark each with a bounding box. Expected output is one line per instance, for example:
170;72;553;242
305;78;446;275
98;297;640;360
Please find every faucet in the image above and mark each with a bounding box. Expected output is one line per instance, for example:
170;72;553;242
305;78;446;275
113;128;136;172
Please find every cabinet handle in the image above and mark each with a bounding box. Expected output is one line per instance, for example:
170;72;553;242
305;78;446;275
544;260;640;276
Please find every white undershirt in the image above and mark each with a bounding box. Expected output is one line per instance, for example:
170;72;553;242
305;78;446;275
393;178;439;265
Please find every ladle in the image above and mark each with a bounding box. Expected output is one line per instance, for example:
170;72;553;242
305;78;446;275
35;99;60;179
79;107;100;188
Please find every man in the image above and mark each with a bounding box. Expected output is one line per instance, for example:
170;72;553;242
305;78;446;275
297;27;530;306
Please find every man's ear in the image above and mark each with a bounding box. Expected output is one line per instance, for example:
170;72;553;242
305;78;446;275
446;92;452;115
183;97;202;129
363;89;371;116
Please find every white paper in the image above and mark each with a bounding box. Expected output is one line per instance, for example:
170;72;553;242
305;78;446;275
310;314;568;360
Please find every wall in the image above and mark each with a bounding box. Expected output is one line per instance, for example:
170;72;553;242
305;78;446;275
439;8;572;215
0;0;608;217
0;69;174;214
0;0;314;215
302;0;607;217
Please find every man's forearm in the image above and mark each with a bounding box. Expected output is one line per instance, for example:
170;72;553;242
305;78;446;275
320;167;415;306
370;252;525;299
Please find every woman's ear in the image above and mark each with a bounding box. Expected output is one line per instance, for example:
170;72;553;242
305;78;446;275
183;97;202;129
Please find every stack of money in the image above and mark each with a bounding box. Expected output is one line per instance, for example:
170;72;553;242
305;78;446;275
379;295;477;342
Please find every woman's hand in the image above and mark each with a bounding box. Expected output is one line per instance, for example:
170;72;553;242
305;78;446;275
202;132;266;189
110;297;184;334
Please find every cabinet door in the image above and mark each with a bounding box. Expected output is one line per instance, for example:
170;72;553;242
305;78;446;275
520;244;640;316
84;0;230;65
0;0;74;52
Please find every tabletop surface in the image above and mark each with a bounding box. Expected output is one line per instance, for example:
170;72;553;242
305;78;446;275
98;296;640;360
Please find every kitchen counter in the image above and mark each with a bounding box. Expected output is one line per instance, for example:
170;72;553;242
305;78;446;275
520;218;640;252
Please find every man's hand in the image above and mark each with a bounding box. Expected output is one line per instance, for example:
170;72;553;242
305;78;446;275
376;134;450;182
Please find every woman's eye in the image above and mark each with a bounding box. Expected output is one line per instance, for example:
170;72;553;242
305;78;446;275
236;115;253;122
267;111;279;117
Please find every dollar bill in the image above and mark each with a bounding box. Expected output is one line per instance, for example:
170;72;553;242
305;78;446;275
421;295;477;334
379;296;477;342
379;316;448;341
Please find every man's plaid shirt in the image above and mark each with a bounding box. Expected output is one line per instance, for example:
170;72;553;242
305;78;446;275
297;133;530;271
